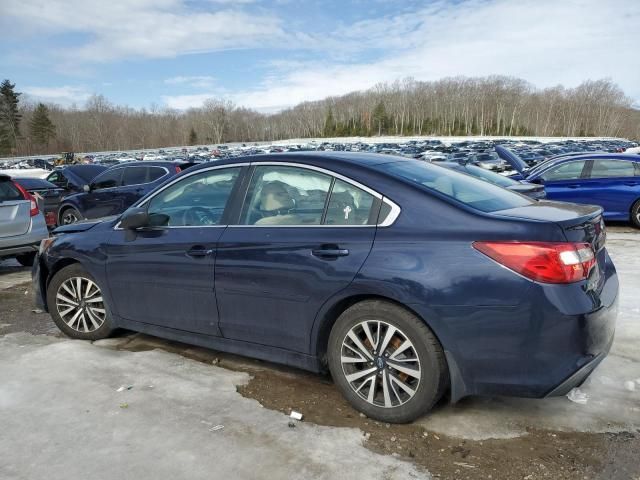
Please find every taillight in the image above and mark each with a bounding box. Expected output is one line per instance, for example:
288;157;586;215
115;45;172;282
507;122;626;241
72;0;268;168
473;241;595;284
13;181;40;217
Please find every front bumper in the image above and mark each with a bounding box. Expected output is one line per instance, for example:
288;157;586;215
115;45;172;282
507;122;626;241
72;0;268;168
32;253;48;311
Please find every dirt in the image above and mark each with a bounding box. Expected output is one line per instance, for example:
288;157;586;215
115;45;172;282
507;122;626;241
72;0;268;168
1;281;639;480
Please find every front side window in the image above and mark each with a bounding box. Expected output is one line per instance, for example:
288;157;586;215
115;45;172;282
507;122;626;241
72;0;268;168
325;179;375;225
92;169;123;190
148;167;167;182
589;160;636;178
540;161;587;181
146;167;240;226
241;166;332;225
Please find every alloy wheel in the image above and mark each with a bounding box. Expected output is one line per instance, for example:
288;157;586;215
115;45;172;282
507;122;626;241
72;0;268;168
340;320;421;408
55;277;106;333
62;210;79;225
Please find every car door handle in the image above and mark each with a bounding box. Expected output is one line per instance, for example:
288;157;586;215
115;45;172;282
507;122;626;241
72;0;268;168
187;247;213;257
567;184;581;189
312;248;349;258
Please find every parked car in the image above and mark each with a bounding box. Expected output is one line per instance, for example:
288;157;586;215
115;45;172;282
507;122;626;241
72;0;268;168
0;174;49;266
46;165;108;197
34;152;617;423
436;161;545;199
13;177;65;228
56;161;190;225
497;146;640;227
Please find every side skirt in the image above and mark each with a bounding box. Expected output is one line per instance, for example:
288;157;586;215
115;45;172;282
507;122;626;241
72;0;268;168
115;317;323;373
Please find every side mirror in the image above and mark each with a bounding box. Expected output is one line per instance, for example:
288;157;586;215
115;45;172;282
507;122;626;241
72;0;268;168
120;207;150;230
83;184;91;193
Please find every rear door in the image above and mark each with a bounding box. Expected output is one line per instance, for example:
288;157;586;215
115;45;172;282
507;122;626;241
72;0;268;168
0;177;30;238
215;164;380;353
534;159;591;204
577;159;640;219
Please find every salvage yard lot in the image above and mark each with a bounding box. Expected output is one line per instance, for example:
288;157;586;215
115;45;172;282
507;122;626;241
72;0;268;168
0;225;638;480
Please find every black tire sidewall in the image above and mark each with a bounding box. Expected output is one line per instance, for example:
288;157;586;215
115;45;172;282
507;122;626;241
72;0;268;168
327;301;446;423
47;263;114;340
631;200;640;229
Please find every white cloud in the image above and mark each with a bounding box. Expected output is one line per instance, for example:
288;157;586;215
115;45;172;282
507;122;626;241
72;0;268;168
162;93;219;110
22;86;92;106
229;0;640;110
2;0;285;62
164;76;216;89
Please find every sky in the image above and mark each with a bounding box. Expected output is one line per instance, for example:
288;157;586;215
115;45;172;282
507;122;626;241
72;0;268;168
1;0;639;113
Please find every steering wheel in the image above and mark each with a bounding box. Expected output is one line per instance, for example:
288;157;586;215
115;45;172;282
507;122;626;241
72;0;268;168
182;207;218;226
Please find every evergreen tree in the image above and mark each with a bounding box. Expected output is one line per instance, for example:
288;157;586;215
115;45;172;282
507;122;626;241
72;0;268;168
323;107;336;137
372;101;387;136
188;127;198;145
30;103;56;148
0;79;22;153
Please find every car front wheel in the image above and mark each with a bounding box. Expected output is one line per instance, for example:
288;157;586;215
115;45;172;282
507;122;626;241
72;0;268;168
59;207;82;225
328;300;448;423
631;199;640;229
47;264;114;340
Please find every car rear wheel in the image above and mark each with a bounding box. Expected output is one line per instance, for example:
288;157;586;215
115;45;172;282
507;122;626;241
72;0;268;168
59;207;81;225
631;200;640;229
16;252;36;267
327;300;448;423
47;264;114;340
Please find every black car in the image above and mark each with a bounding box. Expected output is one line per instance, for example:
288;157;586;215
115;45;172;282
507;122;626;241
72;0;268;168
46;165;108;197
13;177;65;228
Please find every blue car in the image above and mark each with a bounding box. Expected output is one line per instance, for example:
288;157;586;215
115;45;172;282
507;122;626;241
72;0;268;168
56;161;188;225
46;164;108;198
497;146;640;227
33;153;618;423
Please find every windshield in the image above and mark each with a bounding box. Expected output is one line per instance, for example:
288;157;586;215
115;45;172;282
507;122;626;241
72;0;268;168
381;160;533;213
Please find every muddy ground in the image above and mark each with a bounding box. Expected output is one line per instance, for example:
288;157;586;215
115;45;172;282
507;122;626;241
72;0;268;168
1;282;638;480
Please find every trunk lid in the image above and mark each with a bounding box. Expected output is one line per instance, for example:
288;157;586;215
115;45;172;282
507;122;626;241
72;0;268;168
495;145;530;175
0;176;31;238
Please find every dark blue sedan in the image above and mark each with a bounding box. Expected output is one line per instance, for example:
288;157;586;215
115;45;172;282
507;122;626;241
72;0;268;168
56;161;187;225
33;153;618;423
497;146;640;227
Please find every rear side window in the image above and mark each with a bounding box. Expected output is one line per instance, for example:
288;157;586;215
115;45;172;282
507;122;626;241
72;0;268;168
0;180;23;202
589;160;636;178
241;166;332;225
148;167;167;182
381;161;533;213
325;179;375;225
122;167;148;186
92;169;123;189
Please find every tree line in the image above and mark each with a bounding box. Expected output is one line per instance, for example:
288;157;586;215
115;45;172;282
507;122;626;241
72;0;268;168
1;76;638;156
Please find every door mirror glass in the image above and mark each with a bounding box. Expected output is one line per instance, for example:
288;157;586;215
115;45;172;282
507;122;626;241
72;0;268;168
120;207;150;229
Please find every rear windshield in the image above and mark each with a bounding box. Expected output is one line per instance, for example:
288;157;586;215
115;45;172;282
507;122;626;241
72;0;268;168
381;160;534;212
0;179;23;202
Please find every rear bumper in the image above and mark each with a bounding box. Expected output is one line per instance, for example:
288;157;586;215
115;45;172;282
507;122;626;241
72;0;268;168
425;250;619;402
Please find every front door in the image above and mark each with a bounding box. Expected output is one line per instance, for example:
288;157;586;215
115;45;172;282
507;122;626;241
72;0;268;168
81;167;126;219
215;164;379;353
537;159;590;204
105;165;244;334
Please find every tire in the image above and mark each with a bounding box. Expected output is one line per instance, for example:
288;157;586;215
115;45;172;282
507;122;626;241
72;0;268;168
631;200;640;229
59;207;82;225
328;300;448;423
46;263;115;340
16;252;36;267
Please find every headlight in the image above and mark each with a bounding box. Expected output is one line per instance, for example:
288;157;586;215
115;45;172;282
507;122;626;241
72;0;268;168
39;237;56;255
